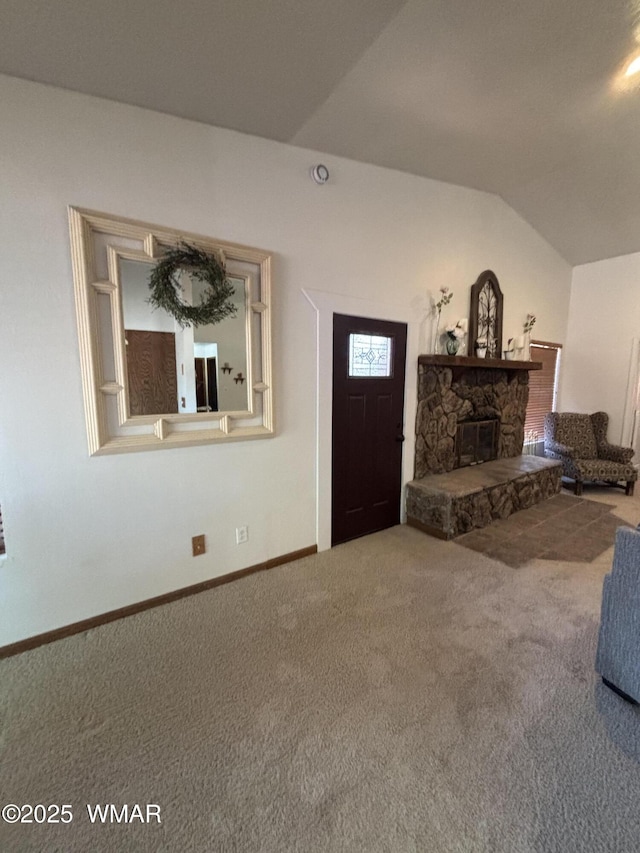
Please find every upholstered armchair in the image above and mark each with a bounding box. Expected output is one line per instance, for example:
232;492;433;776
544;412;637;496
596;525;640;704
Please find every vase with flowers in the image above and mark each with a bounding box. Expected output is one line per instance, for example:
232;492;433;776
445;321;466;355
523;313;536;359
475;337;487;358
433;286;453;353
504;338;516;360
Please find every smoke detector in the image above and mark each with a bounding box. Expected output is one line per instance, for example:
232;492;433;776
310;164;330;185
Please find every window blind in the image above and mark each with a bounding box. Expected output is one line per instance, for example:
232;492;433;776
524;342;562;443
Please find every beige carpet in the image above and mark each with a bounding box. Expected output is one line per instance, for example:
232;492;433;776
2;488;640;852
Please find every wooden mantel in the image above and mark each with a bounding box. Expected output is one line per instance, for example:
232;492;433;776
418;354;542;371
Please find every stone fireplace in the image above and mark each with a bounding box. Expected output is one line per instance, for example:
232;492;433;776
415;356;530;477
407;355;562;539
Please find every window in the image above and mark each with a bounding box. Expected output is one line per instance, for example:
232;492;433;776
524;341;562;450
348;333;393;377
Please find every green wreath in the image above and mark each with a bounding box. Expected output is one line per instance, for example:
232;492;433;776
148;242;237;328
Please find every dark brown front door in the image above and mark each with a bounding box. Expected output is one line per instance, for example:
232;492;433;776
332;314;407;546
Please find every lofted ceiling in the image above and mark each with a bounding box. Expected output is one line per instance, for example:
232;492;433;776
3;0;640;265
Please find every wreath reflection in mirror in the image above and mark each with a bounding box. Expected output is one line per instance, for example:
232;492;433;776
467;270;504;358
148;241;236;328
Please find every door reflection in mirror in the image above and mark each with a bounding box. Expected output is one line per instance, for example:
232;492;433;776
120;258;249;416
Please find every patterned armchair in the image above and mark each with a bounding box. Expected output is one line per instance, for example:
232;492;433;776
544;412;637;496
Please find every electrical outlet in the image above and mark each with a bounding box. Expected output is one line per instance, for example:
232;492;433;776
236;525;248;545
192;534;206;556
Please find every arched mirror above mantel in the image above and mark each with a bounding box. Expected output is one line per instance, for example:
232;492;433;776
68;208;273;455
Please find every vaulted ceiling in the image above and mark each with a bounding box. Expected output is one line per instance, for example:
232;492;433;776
3;0;640;265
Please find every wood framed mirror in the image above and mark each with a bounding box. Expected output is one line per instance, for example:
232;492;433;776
68;208;273;454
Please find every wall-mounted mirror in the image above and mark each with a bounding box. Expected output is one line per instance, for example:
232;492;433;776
69;208;273;454
119;259;250;416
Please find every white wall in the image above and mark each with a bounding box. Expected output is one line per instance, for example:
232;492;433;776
560;253;640;443
121;258;175;332
0;75;572;645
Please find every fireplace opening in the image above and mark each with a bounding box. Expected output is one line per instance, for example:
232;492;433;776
455;419;499;468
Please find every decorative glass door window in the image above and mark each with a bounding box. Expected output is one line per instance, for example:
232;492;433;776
348;334;393;377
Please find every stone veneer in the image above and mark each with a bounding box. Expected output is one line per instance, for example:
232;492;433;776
406;456;562;539
407;356;556;539
415;361;530;478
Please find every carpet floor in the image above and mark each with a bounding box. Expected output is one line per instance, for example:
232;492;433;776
1;487;640;852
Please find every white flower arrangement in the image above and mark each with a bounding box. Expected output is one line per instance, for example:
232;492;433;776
431;287;456;354
446;321;466;341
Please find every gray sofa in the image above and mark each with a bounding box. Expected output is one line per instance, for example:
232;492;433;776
595;526;640;704
544;411;637;496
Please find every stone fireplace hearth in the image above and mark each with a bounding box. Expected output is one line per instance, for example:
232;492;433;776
407;355;562;539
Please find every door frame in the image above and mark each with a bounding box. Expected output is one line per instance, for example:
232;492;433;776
332;313;408;545
303;288;419;551
622;336;640;457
